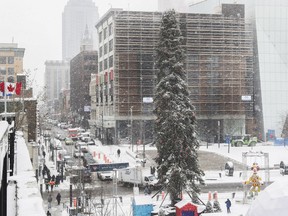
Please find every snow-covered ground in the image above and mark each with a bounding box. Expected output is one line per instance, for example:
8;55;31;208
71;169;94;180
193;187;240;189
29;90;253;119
9;133;288;216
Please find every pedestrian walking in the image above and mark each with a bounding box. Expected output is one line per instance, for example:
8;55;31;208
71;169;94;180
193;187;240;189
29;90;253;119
46;210;51;216
42;168;46;178
225;198;231;213
43;151;46;158
144;185;151;195
41;145;45;152
117;149;121;157
56;192;61;205
51;174;55;181
47;194;52;209
55;175;61;186
49;180;55;191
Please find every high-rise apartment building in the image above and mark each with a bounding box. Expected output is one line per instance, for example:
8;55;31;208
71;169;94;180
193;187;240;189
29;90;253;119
44;60;70;115
0;43;25;83
188;0;288;138
62;0;99;60
94;5;260;145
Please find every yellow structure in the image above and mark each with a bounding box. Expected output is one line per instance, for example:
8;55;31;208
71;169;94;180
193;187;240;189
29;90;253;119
0;43;25;82
244;163;264;197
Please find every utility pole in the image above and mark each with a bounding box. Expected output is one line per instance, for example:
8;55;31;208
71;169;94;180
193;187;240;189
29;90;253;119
113;169;118;216
140;76;144;160
130;106;133;151
101;110;104;144
218;120;220;148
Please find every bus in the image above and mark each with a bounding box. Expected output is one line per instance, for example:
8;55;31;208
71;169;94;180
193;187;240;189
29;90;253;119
68;128;78;140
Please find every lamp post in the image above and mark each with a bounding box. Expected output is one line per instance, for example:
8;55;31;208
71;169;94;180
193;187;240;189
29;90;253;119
130;106;133;151
99;111;104;144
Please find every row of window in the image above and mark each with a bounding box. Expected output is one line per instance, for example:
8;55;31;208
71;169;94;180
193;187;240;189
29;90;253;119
99;39;113;57
99;23;113;43
0;67;14;75
99;56;113;72
96;95;114;104
0;56;14;64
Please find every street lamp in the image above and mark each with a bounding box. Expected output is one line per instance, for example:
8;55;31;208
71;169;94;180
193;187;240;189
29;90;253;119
218;120;220;148
99;111;104;144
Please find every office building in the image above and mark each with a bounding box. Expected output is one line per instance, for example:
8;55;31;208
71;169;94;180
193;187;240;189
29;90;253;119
94;5;260;144
62;0;99;60
44;60;70;116
0;43;25;83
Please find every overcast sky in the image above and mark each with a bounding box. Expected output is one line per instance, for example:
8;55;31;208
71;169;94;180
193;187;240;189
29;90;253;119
0;0;158;96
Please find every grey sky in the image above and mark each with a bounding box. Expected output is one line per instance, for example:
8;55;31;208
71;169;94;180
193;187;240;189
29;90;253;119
0;0;158;94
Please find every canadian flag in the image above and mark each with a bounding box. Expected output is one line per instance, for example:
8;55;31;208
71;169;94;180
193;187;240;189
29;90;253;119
0;82;22;96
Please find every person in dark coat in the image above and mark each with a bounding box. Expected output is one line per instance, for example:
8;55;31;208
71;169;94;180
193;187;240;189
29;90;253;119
225;198;231;213
47;170;51;181
117;149;121;157
43;151;46;158
55;175;61;186
144;185;151;195
46;210;51;216
56;192;61;205
45;182;49;192
42;168;46;178
47;194;52;209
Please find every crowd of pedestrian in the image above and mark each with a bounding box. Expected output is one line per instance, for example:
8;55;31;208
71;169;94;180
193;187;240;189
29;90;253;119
42;164;62;192
39;140;64;215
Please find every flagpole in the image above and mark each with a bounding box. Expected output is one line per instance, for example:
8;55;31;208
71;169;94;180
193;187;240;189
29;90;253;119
4;88;7;121
4;76;7;121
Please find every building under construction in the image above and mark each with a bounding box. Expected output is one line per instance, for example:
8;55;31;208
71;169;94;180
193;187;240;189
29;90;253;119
93;4;263;145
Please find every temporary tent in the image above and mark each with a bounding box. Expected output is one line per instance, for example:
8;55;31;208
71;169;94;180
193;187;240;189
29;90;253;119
246;176;288;216
132;195;153;216
175;199;205;216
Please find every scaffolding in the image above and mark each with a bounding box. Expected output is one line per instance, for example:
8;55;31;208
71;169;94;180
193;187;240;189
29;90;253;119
95;4;257;144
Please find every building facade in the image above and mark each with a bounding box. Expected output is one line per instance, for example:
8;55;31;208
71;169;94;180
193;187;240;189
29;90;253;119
94;5;260;145
0;43;25;83
70;51;98;128
62;0;99;60
188;0;288;138
44;60;70;118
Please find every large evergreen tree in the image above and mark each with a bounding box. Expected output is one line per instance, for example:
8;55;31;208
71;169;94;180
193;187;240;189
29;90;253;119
154;9;204;205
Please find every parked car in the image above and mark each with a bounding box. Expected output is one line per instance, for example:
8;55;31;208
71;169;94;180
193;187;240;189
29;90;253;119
65;137;74;145
55;134;65;141
280;161;288;175
75;141;86;149
53;139;63;150
231;134;257;147
82;136;92;143
80;145;88;153
79;132;91;141
97;171;113;181
73;150;84;158
63;155;73;163
76;142;88;153
86;140;95;145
